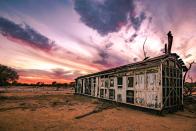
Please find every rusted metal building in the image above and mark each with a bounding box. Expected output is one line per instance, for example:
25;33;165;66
75;32;188;113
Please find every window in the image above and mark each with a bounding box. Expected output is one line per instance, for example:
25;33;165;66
127;77;134;88
117;94;122;102
93;77;96;85
100;79;104;87
78;81;82;92
126;90;134;103
117;77;123;88
105;89;107;95
109;89;115;100
100;89;104;98
110;78;114;87
105;79;109;88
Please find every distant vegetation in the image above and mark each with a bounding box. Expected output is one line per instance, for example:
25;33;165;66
11;81;75;88
0;64;19;86
0;64;75;88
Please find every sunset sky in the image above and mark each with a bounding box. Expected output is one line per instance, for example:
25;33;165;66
0;0;195;84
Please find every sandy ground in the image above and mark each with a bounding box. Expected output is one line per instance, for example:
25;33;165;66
0;87;196;131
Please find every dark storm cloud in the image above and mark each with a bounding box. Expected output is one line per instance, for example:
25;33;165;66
130;12;146;30
93;50;109;65
74;0;146;35
128;33;138;42
105;42;113;49
0;17;54;51
92;47;127;67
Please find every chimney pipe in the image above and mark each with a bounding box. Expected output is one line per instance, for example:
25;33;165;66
167;31;173;54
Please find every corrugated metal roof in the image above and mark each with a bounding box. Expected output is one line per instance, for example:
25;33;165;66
76;53;187;79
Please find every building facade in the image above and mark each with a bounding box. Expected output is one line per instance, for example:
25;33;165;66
75;53;187;112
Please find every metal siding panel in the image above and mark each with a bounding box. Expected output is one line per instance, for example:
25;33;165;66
146;72;162;109
83;79;85;94
135;74;145;90
135;91;146;106
114;77;118;101
160;63;163;109
146;91;161;109
95;77;98;97
122;76;127;103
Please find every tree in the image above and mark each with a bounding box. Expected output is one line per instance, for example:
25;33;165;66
52;81;57;86
0;64;19;86
183;61;195;84
183;61;195;96
35;82;45;89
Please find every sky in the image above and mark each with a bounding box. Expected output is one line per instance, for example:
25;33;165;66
0;0;195;84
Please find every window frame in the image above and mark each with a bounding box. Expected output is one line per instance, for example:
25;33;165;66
127;76;134;88
126;90;134;104
117;77;123;88
109;89;115;100
109;78;114;88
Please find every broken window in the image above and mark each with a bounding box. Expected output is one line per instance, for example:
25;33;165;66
100;89;104;98
126;90;134;104
105;89;107;96
93;77;96;86
100;79;104;87
117;77;123;88
110;78;114;87
105;79;109;88
117;94;122;102
127;77;134;88
109;89;115;100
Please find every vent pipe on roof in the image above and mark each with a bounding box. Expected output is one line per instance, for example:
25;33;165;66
167;31;173;54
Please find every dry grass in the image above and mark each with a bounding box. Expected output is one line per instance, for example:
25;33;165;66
0;87;195;131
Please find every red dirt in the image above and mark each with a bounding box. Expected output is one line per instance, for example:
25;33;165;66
0;87;195;131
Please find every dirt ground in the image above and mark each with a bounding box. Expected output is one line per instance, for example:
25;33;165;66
0;87;196;131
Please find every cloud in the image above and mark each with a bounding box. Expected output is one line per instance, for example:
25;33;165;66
93;50;109;65
74;0;146;35
187;64;196;82
0;17;55;51
130;12;146;30
68;33;127;67
128;33;138;42
17;68;83;83
105;42;113;49
133;57;138;62
0;17;100;72
185;54;192;59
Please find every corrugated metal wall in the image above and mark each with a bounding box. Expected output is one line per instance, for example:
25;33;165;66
75;60;183;111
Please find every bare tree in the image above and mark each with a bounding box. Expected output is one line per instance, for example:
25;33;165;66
143;37;149;60
183;61;195;96
183;61;195;84
187;74;193;83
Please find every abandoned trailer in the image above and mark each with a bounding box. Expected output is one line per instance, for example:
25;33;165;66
75;32;188;113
